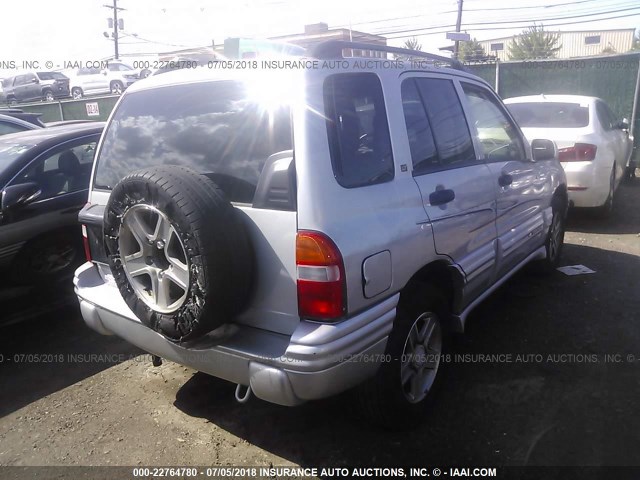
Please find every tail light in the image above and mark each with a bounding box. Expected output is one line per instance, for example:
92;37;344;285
81;224;92;262
558;143;597;162
296;231;346;321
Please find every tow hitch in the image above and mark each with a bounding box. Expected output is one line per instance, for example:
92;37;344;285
235;384;252;403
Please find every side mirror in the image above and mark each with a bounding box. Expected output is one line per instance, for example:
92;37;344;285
616;118;629;130
1;182;42;211
102;70;108;76
531;139;557;162
30;78;39;84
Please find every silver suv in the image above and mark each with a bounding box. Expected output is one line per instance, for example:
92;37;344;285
74;41;567;428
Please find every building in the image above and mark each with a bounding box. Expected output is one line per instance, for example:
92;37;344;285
477;28;635;61
270;23;388;58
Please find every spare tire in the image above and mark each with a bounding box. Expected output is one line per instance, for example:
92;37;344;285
103;166;253;342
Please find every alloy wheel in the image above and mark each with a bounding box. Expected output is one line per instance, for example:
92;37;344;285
400;312;443;403
118;204;190;313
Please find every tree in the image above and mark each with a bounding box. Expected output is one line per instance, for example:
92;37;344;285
630;30;640;51
508;25;561;60
459;38;487;62
395;37;423;60
403;37;422;52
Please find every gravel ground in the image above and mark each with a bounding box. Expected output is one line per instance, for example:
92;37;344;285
1;179;639;470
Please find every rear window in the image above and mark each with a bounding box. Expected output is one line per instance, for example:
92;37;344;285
93;80;293;203
507;102;589;128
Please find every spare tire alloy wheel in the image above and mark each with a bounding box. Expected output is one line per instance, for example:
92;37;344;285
104;166;254;342
119;204;190;314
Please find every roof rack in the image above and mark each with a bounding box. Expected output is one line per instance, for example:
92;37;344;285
308;40;465;71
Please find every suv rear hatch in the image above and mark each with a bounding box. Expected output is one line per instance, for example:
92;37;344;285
82;78;300;335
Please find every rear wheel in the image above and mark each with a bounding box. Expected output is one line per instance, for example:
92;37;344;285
110;81;124;95
43;90;54;102
357;284;449;430
71;87;83;99
7;96;17;106
595;167;615;218
12;230;83;285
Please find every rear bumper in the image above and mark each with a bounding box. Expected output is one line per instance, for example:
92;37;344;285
562;161;610;208
74;262;397;406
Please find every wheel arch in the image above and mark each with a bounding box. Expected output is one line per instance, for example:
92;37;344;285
551;182;569;217
398;259;464;332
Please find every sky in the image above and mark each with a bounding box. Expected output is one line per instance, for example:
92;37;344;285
0;0;638;76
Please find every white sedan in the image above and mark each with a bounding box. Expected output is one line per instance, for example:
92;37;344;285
505;94;632;216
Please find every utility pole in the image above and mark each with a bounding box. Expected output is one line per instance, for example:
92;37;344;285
453;0;464;60
104;0;125;59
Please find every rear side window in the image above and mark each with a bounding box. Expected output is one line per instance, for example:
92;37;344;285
324;73;394;188
507;102;589;128
413;78;476;167
596;102;616;131
94;80;292;203
401;79;439;175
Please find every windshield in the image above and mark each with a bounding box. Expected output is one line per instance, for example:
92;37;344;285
37;72;67;81
94;80;292;203
507;102;590;128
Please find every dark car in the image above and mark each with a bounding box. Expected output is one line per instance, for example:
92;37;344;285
0;113;42;136
0;123;104;285
0;108;46;127
4;72;70;105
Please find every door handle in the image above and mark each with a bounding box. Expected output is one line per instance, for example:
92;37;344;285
498;174;513;187
429;188;455;206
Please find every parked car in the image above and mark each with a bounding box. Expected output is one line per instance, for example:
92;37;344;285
505;95;632;216
0;123;104;286
67;61;140;99
74;41;567;429
0;79;5;104
0;113;42;136
3;72;70;105
0;108;46;127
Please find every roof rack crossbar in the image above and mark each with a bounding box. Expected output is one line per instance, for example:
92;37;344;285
308;40;465;70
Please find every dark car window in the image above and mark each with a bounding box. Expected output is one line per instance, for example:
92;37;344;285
507;102;589;128
109;63;133;72
324;73;394;188
12;141;97;200
414;78;476;167
401;79;439;175
37;72;67;81
94;80;293;203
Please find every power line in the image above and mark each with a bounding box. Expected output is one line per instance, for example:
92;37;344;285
374;5;640;38
334;0;633;30
371;2;639;35
385;11;640;40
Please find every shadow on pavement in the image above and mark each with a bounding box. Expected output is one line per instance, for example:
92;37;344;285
0;283;141;418
567;180;640;235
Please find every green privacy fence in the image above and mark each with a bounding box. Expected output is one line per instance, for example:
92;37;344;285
16;95;119;123
466;53;640;154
